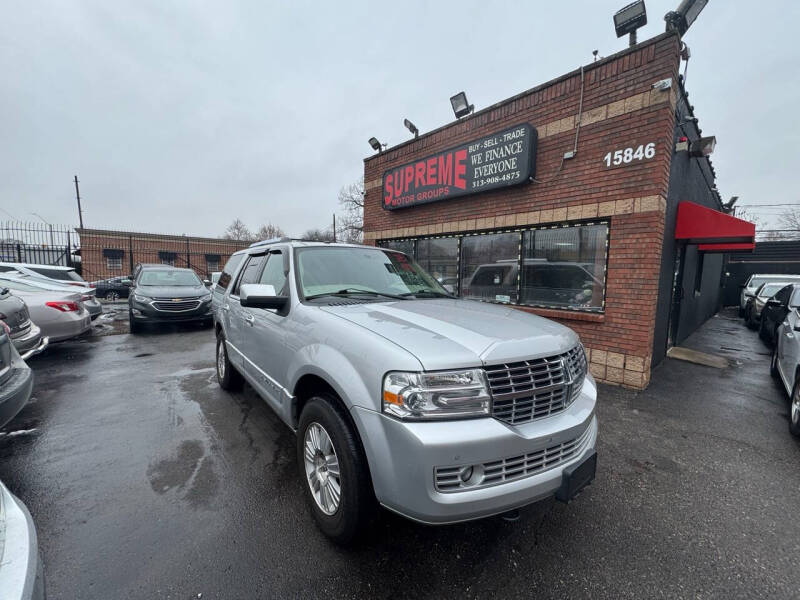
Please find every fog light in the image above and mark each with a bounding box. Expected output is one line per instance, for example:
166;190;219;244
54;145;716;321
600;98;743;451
459;466;473;482
131;309;142;316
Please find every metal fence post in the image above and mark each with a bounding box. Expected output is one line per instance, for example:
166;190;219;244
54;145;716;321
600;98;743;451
128;235;134;276
16;243;22;262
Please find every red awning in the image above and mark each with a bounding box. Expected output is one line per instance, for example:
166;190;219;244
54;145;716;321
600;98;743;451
675;201;755;252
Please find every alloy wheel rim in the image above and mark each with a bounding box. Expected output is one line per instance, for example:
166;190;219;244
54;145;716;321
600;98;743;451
303;422;341;515
217;342;226;379
792;386;800;425
108;292;119;301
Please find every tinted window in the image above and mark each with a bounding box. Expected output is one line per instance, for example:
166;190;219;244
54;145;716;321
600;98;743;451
461;233;519;302
773;285;793;305
259;253;288;295
232;255;266;295
758;283;786;298
30;267;83;282
217;254;244;291
0;266;14;272
520;224;607;310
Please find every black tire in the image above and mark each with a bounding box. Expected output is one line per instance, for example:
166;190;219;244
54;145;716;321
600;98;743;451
758;317;768;343
297;395;375;544
216;331;243;391
790;380;800;437
770;344;780;379
738;307;745;318
106;291;120;301
129;309;140;334
746;307;757;330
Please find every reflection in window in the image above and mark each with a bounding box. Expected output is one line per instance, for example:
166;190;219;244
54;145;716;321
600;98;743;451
379;239;414;256
460;232;519;303
520;225;607;310
416;238;459;294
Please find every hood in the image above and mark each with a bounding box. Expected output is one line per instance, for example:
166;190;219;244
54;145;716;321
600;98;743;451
321;298;578;370
136;285;208;298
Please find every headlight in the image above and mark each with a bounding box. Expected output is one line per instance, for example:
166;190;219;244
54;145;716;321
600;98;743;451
382;369;491;420
133;294;151;303
201;295;212;303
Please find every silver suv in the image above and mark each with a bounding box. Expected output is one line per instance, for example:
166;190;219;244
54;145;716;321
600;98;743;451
213;240;598;542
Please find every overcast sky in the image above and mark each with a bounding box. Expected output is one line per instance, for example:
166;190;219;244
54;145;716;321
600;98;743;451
1;1;797;237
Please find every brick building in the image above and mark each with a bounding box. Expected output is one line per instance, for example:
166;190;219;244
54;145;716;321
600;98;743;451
76;228;250;282
362;32;754;389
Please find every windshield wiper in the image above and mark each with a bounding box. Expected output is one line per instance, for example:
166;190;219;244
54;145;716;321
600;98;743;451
305;288;408;301
398;290;454;298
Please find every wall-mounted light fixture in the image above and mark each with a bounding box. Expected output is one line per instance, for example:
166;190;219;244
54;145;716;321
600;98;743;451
614;0;648;46
665;0;709;37
450;92;474;119
403;119;419;138
689;135;716;157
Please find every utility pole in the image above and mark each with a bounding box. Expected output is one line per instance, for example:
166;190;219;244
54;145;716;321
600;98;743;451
74;175;84;228
332;213;336;242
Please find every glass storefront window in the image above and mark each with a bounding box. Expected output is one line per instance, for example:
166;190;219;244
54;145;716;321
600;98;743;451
379;239;414;255
520;224;607;311
416;237;459;294
460;232;519;303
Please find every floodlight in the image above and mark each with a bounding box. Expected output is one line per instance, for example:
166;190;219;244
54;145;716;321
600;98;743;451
368;137;384;153
689;135;716;157
403;118;419;138
614;1;647;45
450;92;474;119
665;0;709;36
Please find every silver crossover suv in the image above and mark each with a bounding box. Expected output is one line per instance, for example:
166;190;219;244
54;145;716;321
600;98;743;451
213;240;598;542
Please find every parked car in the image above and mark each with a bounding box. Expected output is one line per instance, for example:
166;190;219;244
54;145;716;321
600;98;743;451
90;276;132;300
744;282;788;329
1;282;91;342
759;283;800;346
0;262;88;288
0;288;47;357
213;241;597;543
0;273;102;321
739;274;800;317
0;320;35;429
464;259;603;308
770;288;800;436
0;477;46;600
128;266;213;333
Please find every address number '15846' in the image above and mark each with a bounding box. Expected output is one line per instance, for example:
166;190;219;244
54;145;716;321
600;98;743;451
603;142;655;167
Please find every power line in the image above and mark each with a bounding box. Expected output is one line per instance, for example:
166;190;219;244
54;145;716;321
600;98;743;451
737;203;799;208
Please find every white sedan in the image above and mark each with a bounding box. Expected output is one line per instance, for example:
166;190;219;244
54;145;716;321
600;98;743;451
770;285;800;436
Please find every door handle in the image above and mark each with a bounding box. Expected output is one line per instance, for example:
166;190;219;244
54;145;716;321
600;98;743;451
242;312;255;325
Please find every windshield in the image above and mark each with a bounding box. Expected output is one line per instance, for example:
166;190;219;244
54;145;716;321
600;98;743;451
139;270;202;287
758;283;786;297
296;246;449;299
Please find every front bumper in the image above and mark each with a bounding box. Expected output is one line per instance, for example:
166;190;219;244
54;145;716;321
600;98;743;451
352;375;598;525
130;298;213;323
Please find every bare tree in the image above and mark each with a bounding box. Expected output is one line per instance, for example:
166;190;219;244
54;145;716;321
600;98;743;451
223;218;253;241
336;177;364;243
302;227;335;242
255;222;286;240
778;207;800;236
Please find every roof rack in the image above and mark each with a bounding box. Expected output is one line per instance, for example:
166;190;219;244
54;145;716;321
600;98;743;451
248;237;340;248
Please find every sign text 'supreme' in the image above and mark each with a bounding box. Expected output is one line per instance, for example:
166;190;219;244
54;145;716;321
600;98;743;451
382;124;537;210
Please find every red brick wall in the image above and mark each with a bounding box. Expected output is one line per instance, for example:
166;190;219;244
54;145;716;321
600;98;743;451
77;229;250;281
362;34;682;388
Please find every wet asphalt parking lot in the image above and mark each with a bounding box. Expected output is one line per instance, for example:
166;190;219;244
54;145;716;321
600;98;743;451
1;308;799;599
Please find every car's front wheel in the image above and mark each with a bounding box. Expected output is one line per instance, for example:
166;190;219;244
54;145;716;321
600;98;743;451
297;396;374;544
790;380;800;437
129;309;140;334
106;291;120;301
216;332;243;391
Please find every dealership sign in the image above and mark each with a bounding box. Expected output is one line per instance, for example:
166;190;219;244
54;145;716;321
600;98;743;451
382;123;537;210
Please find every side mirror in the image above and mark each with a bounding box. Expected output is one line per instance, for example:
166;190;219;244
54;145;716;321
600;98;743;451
203;279;211;287
766;298;781;306
122;279;132;287
239;283;288;310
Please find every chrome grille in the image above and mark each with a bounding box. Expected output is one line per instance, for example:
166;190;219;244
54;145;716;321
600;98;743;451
486;345;586;425
434;422;593;492
152;300;201;312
